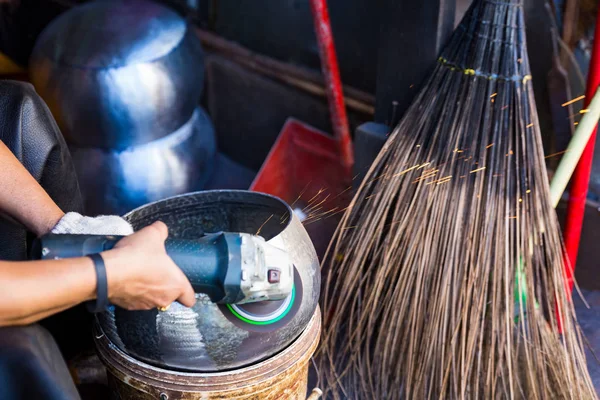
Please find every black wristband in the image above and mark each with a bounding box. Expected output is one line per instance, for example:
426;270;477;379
86;253;109;313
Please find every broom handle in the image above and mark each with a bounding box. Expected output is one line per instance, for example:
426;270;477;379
562;6;600;292
549;86;600;208
309;0;354;172
517;88;600;308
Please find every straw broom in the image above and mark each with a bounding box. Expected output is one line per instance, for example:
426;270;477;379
318;0;597;398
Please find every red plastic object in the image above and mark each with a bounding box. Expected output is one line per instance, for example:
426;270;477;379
250;119;352;258
562;5;600;293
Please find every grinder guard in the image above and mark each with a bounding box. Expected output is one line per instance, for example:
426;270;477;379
96;190;320;372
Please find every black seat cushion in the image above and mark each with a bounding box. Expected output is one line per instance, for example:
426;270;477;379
0;80;82;259
0;80;88;360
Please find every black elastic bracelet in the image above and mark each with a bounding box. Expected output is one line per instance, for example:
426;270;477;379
86;253;109;313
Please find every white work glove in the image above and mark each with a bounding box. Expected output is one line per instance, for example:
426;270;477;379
51;212;134;236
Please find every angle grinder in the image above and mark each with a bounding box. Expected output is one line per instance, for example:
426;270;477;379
32;232;294;305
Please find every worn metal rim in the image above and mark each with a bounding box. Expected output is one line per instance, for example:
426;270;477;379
94;307;321;393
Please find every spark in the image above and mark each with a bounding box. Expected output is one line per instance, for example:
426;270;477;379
256;214;274;235
352;173;360;181
575;122;579;126
486;143;494;149
517;58;522;63
342;225;357;231
303;217;323;226
307;206;324;216
366;172;389;184
365;194;379;200
506;150;514;156
410;84;414;88
290;181;312;207
562;95;585;107
416;144;421;148
417;162;431;169
519;198;523;203
508;216;518;219
426;176;452;185
306;188;327;205
491;99;495;103
470;167;486;173
332;186;353;201
413;169;439;183
526;123;534;128
490;93;497;99
526;189;531;194
544;150;567;159
392;165;420;178
304;194;331;214
326;206;351;219
280;214;290;224
460;175;466;178
318;207;339;217
580;109;590;114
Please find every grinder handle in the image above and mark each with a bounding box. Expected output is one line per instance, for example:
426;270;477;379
31;233;245;304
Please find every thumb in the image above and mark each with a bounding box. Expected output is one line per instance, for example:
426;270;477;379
177;280;196;308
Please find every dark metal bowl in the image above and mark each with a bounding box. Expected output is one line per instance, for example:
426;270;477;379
29;0;205;149
96;190;321;372
69;107;216;216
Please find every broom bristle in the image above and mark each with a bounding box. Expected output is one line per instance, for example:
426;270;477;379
318;0;596;398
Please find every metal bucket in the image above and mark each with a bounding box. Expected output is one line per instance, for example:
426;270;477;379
94;308;321;399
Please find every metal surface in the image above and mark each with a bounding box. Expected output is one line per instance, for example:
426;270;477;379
69;107;216;216
29;0;205;149
250;119;352;259
96;190;320;372
95;308;321;399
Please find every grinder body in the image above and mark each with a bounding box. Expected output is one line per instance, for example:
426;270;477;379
33;233;294;305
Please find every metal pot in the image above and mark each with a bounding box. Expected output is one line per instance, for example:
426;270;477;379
97;190;321;372
69;107;216;215
29;0;205;150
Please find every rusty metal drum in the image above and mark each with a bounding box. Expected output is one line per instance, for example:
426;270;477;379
96;190;321;372
94;308;321;399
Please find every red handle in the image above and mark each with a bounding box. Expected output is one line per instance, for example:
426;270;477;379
309;0;354;172
562;5;600;293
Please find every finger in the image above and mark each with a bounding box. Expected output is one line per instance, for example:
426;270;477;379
177;280;196;308
149;221;169;241
128;221;169;244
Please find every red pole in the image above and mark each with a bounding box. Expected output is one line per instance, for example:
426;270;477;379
563;6;600;292
309;0;354;172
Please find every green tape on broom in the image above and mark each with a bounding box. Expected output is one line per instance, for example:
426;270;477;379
515;87;600;318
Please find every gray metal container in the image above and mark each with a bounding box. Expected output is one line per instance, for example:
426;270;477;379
97;190;321;372
69;107;216;215
29;0;205;150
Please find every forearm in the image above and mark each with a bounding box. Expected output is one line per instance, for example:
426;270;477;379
0;257;96;326
0;140;64;235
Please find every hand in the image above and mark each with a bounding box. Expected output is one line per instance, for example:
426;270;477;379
102;221;196;310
